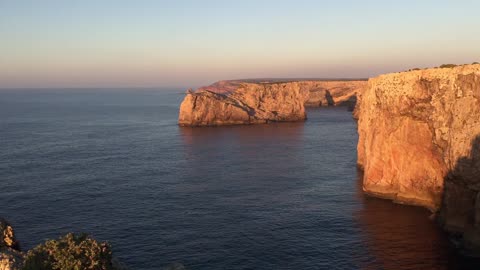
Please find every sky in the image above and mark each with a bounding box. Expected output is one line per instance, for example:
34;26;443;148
0;0;479;88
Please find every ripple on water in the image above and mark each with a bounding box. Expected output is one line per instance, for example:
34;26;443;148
0;90;479;269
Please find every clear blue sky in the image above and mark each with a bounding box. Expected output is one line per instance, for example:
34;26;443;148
1;0;479;88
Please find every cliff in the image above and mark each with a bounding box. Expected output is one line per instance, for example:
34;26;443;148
178;80;366;126
178;82;307;126
356;64;480;250
196;79;367;107
300;80;367;108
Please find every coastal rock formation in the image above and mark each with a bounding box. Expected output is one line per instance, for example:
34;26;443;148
356;64;480;249
196;79;367;107
300;80;367;108
0;219;19;251
0;219;129;270
0;219;23;270
0;249;23;270
178;82;307;126
178;80;366;126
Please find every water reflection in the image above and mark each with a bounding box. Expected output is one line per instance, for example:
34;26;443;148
179;122;305;145
355;170;480;270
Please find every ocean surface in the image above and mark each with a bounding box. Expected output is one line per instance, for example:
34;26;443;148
1;88;479;270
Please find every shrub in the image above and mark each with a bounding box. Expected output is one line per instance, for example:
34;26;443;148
439;64;457;68
23;233;114;270
473;62;479;65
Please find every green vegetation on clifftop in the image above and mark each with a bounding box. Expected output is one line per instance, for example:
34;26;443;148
23;233;114;270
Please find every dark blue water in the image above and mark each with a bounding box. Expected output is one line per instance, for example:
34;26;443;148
0;89;477;269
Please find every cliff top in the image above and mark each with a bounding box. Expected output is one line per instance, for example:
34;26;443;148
194;79;368;94
373;63;480;82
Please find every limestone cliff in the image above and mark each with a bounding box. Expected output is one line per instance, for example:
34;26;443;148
356;64;480;250
196;79;367;107
299;80;366;108
178;82;307;126
178;80;366;126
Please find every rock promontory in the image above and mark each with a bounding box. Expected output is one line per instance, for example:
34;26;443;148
178;79;366;126
356;64;480;250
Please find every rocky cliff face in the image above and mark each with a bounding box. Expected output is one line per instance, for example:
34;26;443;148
300;80;367;108
178;80;366;126
196;80;367;107
178;82;307;126
356;64;480;250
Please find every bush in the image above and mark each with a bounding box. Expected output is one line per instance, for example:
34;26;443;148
439;64;457;68
23;233;114;270
473;62;479;65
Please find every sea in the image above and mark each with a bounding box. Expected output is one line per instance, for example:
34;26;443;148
1;88;479;270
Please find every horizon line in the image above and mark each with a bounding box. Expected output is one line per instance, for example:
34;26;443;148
0;77;371;90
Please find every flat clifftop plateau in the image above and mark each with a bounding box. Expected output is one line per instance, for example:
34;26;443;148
178;79;366;126
356;64;480;250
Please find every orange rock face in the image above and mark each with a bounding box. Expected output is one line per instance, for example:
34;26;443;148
300;80;367;108
178;82;307;126
356;64;480;249
178;80;366;126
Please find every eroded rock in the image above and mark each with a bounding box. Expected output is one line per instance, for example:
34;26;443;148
178;82;307;126
356;64;480;250
0;249;23;270
178;79;366;126
0;219;23;270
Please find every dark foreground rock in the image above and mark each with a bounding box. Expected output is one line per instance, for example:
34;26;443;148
0;219;128;270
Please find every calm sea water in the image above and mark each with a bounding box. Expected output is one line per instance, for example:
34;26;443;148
1;89;479;270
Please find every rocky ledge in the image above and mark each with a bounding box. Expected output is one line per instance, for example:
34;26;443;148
0;219;128;270
178;80;366;126
356;64;480;251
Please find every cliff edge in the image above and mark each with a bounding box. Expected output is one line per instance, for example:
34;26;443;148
356;64;480;250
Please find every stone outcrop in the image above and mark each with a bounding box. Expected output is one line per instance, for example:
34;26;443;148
0;219;23;270
178;79;366;126
196;79;367;107
178;81;307;126
0;249;23;270
0;219;129;270
356;64;480;250
299;80;367;108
